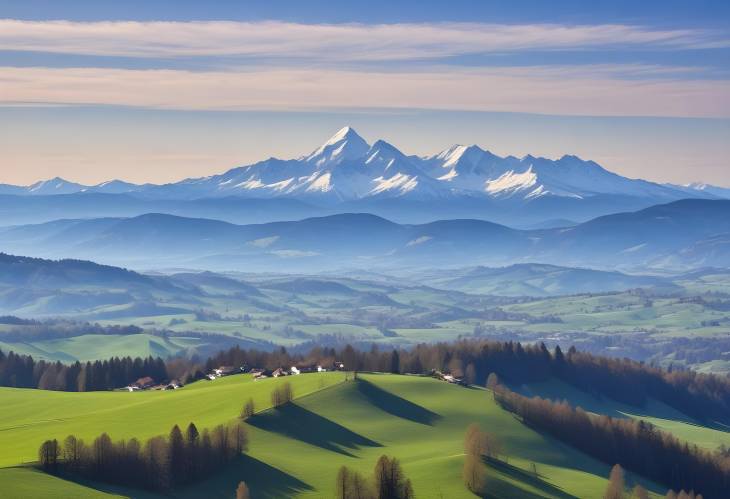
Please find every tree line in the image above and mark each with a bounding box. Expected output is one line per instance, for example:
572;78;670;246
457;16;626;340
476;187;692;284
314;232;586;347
492;384;728;498
210;340;730;424
0;350;168;391
336;455;414;499
5;337;730;425
0;316;142;342
38;421;247;491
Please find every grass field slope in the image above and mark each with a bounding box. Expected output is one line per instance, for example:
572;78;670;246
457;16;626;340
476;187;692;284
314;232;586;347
517;379;730;451
0;372;674;498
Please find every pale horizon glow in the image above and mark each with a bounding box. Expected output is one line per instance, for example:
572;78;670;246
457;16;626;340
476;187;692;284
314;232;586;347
3;65;729;118
2;109;728;188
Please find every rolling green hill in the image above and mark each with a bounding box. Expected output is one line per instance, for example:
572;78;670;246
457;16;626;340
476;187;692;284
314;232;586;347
0;372;682;498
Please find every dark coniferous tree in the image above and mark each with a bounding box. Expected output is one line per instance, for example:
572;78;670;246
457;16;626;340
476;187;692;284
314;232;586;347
168;425;185;487
185;422;200;480
390;350;400;374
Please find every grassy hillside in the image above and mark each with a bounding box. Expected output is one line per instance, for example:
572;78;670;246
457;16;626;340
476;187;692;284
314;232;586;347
0;333;204;363
0;373;672;498
517;379;730;451
0;372;345;468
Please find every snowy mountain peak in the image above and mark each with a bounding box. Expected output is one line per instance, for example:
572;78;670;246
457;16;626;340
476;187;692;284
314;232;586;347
367;139;407;163
27;177;84;195
435;144;487;168
29;176;65;187
3;126;724;205
306;126;370;167
328;126;359;143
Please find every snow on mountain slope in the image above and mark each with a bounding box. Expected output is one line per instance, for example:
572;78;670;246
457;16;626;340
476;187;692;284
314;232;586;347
485;168;544;199
360;140;448;199
1;126;721;205
27;177;86;195
140;128;449;201
419;144;512;189
418;146;689;200
304;126;370;167
667;183;730;199
288;137;447;200
521;155;685;199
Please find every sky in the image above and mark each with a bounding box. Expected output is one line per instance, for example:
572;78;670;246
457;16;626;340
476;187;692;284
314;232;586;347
1;0;729;187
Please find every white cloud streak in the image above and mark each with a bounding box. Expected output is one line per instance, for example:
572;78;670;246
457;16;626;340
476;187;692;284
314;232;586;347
0;19;727;60
2;65;728;118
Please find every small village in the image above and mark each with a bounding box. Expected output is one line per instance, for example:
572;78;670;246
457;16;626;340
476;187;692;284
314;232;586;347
124;362;465;392
124;361;346;392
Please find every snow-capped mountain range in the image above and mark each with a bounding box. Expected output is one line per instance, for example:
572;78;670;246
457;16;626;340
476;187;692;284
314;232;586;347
2;126;727;203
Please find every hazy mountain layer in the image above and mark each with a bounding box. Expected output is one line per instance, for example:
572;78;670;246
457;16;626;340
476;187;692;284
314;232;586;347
1;199;727;272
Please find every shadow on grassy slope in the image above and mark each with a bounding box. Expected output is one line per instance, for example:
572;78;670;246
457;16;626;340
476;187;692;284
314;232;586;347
355;378;441;425
43;469;161;499
516;379;730;431
484;457;578;499
45;454;314;499
181;454;313;499
248;402;381;456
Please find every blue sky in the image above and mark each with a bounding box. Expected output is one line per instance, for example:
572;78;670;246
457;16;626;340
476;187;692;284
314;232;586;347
1;0;728;186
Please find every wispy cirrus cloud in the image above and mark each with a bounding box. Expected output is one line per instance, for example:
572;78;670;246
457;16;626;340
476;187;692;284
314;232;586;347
2;65;729;118
1;19;728;119
0;19;728;61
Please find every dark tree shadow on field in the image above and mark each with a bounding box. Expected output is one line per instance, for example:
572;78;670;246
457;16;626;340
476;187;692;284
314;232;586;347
178;454;313;499
248;403;381;456
355;378;441;425
482;457;579;499
37;456;313;499
48;469;165;499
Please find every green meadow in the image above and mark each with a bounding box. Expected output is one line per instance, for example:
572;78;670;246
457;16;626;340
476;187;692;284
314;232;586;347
0;372;680;498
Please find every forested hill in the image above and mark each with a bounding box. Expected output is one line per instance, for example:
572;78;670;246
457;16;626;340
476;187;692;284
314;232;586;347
0;253;156;288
